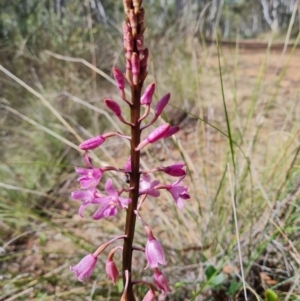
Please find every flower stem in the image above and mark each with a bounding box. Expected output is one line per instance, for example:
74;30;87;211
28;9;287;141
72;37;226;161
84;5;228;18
122;82;143;300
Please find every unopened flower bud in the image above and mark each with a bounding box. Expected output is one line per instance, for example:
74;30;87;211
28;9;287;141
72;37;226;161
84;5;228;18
122;21;130;47
128;9;137;36
131;52;140;85
105;99;122;117
161;163;186;177
136;124;170;151
126;32;134;51
148;124;170;143
133;0;141;14
140;48;149;68
138;7;145;26
162;126;179;138
113;67;125;91
137;35;144;51
123;0;131;13
126;57;131;71
126;52;132;64
141;83;155;105
79;135;105;150
155;93;170;116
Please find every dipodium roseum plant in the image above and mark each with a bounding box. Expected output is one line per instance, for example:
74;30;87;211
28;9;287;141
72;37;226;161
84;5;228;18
70;1;190;300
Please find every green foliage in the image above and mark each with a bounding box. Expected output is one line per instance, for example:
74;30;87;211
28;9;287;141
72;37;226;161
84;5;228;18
265;289;279;301
227;281;243;295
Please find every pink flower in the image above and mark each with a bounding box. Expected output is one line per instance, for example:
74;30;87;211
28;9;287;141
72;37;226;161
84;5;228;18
145;229;166;268
70;254;97;282
142;289;155;301
159;163;186;177
106;258;119;284
71;188;99;217
141;83;155;105
154;93;170;116
153;268;171;295
75;167;102;189
79;135;105;150
92;179;131;220
167;176;190;209
139;174;160;197
74;154;103;189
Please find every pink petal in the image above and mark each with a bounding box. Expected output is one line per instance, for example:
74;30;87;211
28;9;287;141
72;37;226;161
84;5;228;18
145;238;166;268
70;254;97;282
106;259;119;284
118;196;132;208
124;156;131;172
75;167;89;175
153;269;171;295
71;190;94;200
78;200;91;217
93;201;117;220
105;179;117;196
